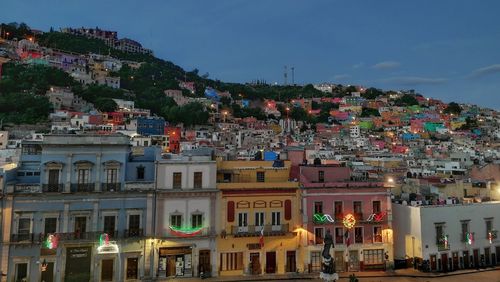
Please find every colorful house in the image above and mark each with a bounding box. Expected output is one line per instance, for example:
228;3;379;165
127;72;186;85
216;160;301;276
299;164;393;272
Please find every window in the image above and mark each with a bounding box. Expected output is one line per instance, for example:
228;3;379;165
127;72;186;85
314;227;324;244
170;215;182;228
435;224;444;244
318;171;325;183
48;169;59;185
192;214;203;228
75;216;87;233
311;251;322;272
335;227;344;244
137;166;145;180
314;202;323;214
485;219;493;238
15;263;28;282
354;227;363;244
127;214;140;231
363;249;384;265
104;216;116;235
44;218;57;234
106;168;118;184
373;201;381;213
194;172;203;188
220;252;243;271
18;218;31;234
373;226;382;243
461;221;469;242
255;212;264;227
272;212;281;226
334;201;343;220
78;169;90;184
238;213;248;227
173;172;182;189
126;258;138;279
256;171;265;182
353;201;362;219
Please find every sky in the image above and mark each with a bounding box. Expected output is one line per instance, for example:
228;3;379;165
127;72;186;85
2;0;500;108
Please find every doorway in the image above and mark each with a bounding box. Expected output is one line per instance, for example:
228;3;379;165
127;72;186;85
266;252;276;274
286;251;296;272
101;259;114;281
430;255;437;271
41;261;54;282
348;250;360;271
440;253;448;272
199;250;211;277
334;251;345;272
463;251;469;268
452;252;458;270
484;248;491;266
473;249;479;268
166;256;177;277
250;253;260;275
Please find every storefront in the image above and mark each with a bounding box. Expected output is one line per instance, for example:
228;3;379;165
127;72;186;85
158;246;193;278
65;246;92;282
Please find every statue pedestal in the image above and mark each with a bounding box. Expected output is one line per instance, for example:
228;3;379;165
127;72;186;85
319;271;339;282
320;256;338;281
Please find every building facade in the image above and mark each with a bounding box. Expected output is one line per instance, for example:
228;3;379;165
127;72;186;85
1;135;156;282
216;160;302;276
300;164;394;272
152;150;218;278
393;202;500;272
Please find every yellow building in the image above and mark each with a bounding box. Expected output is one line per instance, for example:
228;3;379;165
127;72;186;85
216;160;302;276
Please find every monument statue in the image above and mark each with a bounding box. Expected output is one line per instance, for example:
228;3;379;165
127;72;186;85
320;229;339;281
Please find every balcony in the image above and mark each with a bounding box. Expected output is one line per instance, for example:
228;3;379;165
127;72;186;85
13;184;41;193
124;181;154;191
70;183;94;192
334;213;344;221
124;228;144;238
354;213;363;221
42;183;64;193
231;224;289;237
102;183;121;192
11;233;36;243
57;231;100;241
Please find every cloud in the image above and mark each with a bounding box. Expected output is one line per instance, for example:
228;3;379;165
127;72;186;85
372;61;401;70
380;76;447;86
333;74;350;80
468;64;500;78
352;62;364;69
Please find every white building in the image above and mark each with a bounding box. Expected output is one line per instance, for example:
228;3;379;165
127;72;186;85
350;125;361;138
153;151;218;278
393;202;500;272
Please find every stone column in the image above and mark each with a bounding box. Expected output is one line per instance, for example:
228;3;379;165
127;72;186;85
62;203;70;232
92;201;99;232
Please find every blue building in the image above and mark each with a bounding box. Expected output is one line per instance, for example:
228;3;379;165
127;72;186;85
137;117;166;136
1;134;158;282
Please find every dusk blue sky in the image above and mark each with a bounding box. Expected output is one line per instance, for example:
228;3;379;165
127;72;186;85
2;0;500;108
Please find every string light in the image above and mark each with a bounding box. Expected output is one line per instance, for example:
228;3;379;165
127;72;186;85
343;213;356;229
169;225;204;237
313;213;335;224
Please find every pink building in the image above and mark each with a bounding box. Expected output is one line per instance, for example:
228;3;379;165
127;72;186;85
299;164;393;272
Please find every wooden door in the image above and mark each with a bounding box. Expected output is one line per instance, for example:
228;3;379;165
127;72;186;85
473;249;479;268
199;250;210;276
440;253;448;272
266;252;276;273
286;251;296;272
334;251;344;272
101;259;114;281
452;252;458;270
430;255;437;271
166;256;176;277
463;251;469;268
484;248;491;265
250;253;260;275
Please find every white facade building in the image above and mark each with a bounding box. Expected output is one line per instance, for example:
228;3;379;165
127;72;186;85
153;152;218;278
393;202;500;272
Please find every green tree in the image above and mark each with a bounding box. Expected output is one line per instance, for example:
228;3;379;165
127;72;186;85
363;87;384;100
395;94;419;106
360;107;381;117
443;102;462;115
94;98;118;112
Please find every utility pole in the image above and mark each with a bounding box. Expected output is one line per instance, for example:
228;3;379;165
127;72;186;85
291;67;295;85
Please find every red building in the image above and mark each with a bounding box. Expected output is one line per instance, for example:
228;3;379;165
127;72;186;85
299;164;393;272
164;126;181;153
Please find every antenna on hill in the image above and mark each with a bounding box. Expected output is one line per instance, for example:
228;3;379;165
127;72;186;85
291;66;295;85
284;65;288;86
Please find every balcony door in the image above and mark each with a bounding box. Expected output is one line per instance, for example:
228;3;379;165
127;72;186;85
75;216;87;238
48;169;60;189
